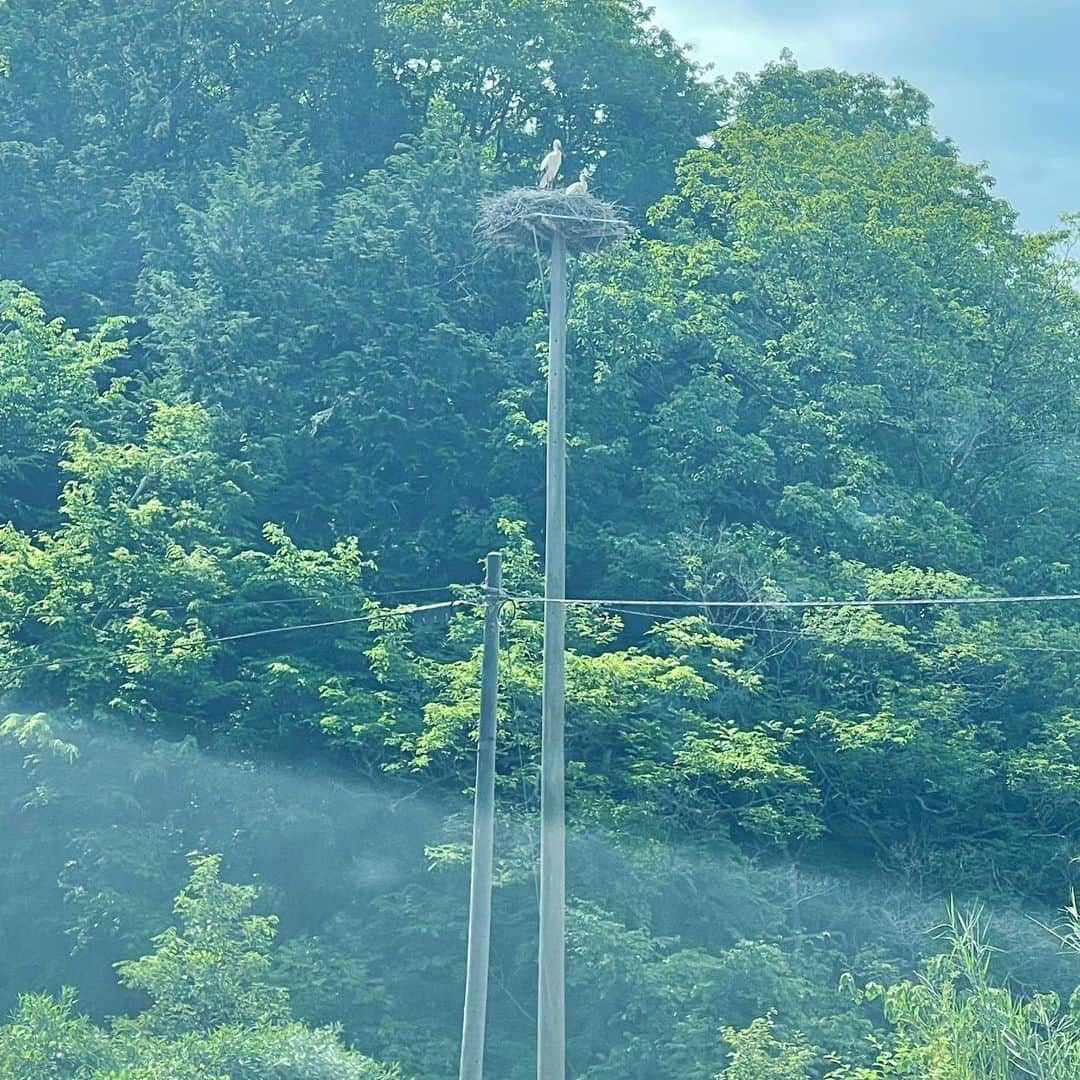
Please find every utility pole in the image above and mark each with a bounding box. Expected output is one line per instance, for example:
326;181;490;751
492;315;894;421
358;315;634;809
538;229;567;1080
459;552;503;1080
477;181;624;1080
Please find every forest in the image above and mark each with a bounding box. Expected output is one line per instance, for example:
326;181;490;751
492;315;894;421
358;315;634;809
1;1;1078;1077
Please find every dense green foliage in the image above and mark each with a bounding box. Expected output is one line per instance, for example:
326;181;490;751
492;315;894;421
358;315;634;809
0;2;1077;1076
0;855;399;1079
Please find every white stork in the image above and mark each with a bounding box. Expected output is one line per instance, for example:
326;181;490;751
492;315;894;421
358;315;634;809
565;170;589;196
537;138;563;189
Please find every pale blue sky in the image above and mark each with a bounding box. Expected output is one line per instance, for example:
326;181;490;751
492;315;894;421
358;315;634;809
650;0;1077;232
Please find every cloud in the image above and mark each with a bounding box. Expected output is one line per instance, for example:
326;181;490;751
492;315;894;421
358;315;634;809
660;0;909;74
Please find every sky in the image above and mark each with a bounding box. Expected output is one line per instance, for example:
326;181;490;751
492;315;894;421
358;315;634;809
650;0;1077;233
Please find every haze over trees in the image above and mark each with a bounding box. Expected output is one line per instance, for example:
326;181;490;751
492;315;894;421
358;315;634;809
1;2;1078;1077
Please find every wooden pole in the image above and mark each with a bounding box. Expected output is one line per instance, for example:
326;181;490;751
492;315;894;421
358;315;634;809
538;229;567;1080
459;552;503;1080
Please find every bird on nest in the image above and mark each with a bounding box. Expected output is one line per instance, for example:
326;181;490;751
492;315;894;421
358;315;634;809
565;170;589;196
537;138;563;189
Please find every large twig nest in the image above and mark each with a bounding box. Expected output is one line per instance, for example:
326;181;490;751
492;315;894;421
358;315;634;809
478;187;631;252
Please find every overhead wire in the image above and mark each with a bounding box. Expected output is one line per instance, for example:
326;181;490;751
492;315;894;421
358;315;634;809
601;606;1080;656
0;599;466;678
509;591;1080;611
4;586;1080;681
116;583;455;614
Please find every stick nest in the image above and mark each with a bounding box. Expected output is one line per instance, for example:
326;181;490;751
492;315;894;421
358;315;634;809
478;187;631;252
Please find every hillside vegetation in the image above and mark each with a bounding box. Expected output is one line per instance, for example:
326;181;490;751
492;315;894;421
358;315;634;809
1;2;1078;1076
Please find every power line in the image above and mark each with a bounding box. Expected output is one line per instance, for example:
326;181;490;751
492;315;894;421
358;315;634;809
203;600;462;644
603;606;1080;656
105;583;455;614
0;600;465;678
510;592;1080;611
5;589;1079;681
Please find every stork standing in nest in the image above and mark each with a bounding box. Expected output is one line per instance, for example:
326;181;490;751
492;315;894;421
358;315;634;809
537;138;563;189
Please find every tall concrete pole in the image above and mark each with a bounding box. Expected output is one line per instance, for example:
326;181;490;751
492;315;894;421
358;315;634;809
537;229;567;1080
459;552;503;1080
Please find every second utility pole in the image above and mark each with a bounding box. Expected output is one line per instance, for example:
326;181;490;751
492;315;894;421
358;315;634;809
538;227;567;1080
459;552;503;1080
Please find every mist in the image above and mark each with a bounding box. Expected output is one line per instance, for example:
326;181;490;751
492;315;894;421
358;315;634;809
4;720;1074;1077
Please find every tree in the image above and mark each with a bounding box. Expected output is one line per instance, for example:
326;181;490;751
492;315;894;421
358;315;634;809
383;0;722;210
723;51;933;136
0;0;407;320
0;283;127;531
116;853;290;1034
0;855;400;1080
